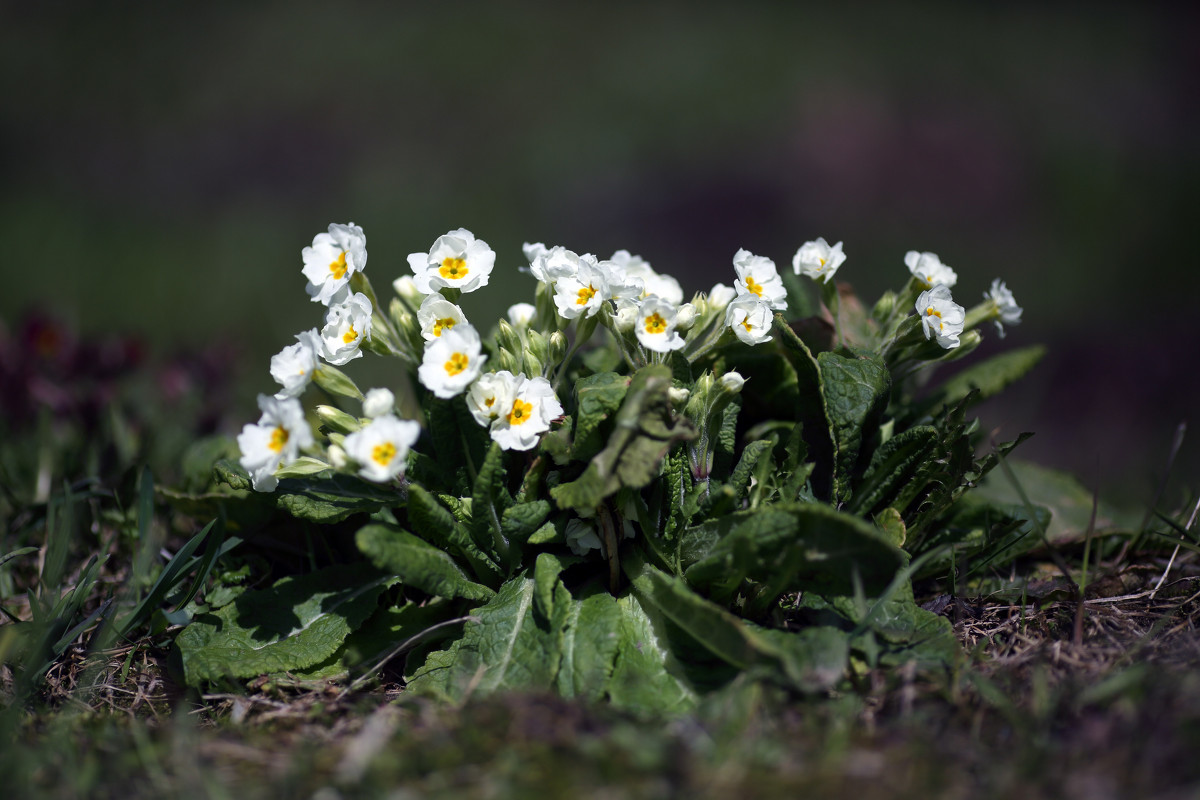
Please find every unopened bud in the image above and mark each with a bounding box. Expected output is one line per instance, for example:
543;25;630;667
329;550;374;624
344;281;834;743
362;387;395;418
316;404;361;434
328;444;348;469
718;371;745;394
313;365;363;401
498;346;521;374
392;275;423;308
527;329;550;365
675;303;697;332
548;330;568;364
507;302;537;329
707;283;736;312
496;319;522;356
668;386;691;407
523;351;545;377
614;304;637;333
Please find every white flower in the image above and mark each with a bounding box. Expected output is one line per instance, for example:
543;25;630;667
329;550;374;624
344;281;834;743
319;292;373;366
529;245;584;284
343;414;420;483
489;375;563;451
302;223;367;306
553;258;610;319
916;285;966;349
417;324;486;399
416;293;468;342
725;295;774;345
634;295;686;353
707;283;737;311
613;301;638;333
611;250;684;305
237;394;314;492
674;303;696;331
985;279;1022;338
270;329;321;399
466;370;520;428
407;228;495;294
523;241;549;263
719;371;745;393
362;387;395;418
906;251;957;288
792;238;846;284
506;302;537;329
565;518;603;556
732;249;787;311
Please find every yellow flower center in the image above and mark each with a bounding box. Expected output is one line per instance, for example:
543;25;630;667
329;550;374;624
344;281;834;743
432;317;456;337
329;251;348;280
644;312;667;334
440;257;468;280
744;276;764;297
741;319;754;333
372;442;397;466
818;257;827;266
507;398;533;426
342;324;358;344
444;352;469;376
268;426;289;453
576;284;596;305
925;307;941;319
485;396;495;408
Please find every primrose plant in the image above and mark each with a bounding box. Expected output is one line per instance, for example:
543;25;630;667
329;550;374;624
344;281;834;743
178;221;1042;712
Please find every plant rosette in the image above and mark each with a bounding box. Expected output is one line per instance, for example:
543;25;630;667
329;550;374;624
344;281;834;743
177;222;1042;713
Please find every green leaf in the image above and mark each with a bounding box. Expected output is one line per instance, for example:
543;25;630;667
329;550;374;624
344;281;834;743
684;503;905;601
175;563;389;684
501;500;552;541
847;425;939;515
606;593;698;713
406;576;559;699
571;372;631;462
355;523;495;602
726;438;774;501
407;485;502;583
551;365;695;514
273;457;333;479
818;350;891;505
931;345;1046;408
469;442;514;564
556;587;625;702
533;552;579;622
214;459;253;492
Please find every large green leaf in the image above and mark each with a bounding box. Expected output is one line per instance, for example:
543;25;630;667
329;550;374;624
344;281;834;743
176;563;389;684
683;503;905;600
570;372;631;462
551;365;695;514
606;593;698;713
818;350;891;506
355;523;495;602
847;425;939;516
930;345;1046;409
469;442;514;565
407;485;502;583
555;586;625;703
270;474;399;524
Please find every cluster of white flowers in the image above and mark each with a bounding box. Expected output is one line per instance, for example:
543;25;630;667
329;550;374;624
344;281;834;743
240;221;1024;493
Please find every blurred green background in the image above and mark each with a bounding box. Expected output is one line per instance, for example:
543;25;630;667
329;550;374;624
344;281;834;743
2;2;1196;499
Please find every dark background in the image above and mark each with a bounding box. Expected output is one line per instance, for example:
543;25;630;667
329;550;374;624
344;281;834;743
2;2;1196;501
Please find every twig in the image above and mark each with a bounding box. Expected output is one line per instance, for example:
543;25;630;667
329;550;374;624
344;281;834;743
1150;494;1200;600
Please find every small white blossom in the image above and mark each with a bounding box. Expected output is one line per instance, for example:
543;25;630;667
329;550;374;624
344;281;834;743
270;329;321;399
634;295;686;353
416;293;468;342
732;249;787;311
725;295;774;345
528;244;583;284
407;228;495;294
792;238;846;284
613;301;638;333
302;223;367;306
343;414;420;483
906;251;957;289
674;303;697;331
489;374;563;451
553;258;610;319
506;302;537;329
707;283;737;311
417;324;486;399
916;285;966;349
362;387;396;418
610;250;684;305
320;292;373;366
466;370;520;428
985;279;1022;338
237;394;314;492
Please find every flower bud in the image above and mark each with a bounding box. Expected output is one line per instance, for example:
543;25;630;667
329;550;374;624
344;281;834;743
614;304;637;333
392;275;423;308
707;283;736;312
498;346;521;374
506;302;536;329
527;329;550;366
548;331;568;364
718;371;745;394
362;387;395;418
523;351;545;377
328;444;348;469
316;404;362;434
313;364;363;400
675;303;697;332
668;386;691;408
496;319;523;357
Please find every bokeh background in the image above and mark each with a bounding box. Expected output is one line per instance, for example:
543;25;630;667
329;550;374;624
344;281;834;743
2;2;1197;501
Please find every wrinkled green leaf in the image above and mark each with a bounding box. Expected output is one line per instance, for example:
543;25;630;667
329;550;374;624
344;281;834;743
502;500;552;541
571;372;630;462
176;563;388;684
848;425;938;516
355;523;495;602
932;345;1046;409
819;350;890;505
